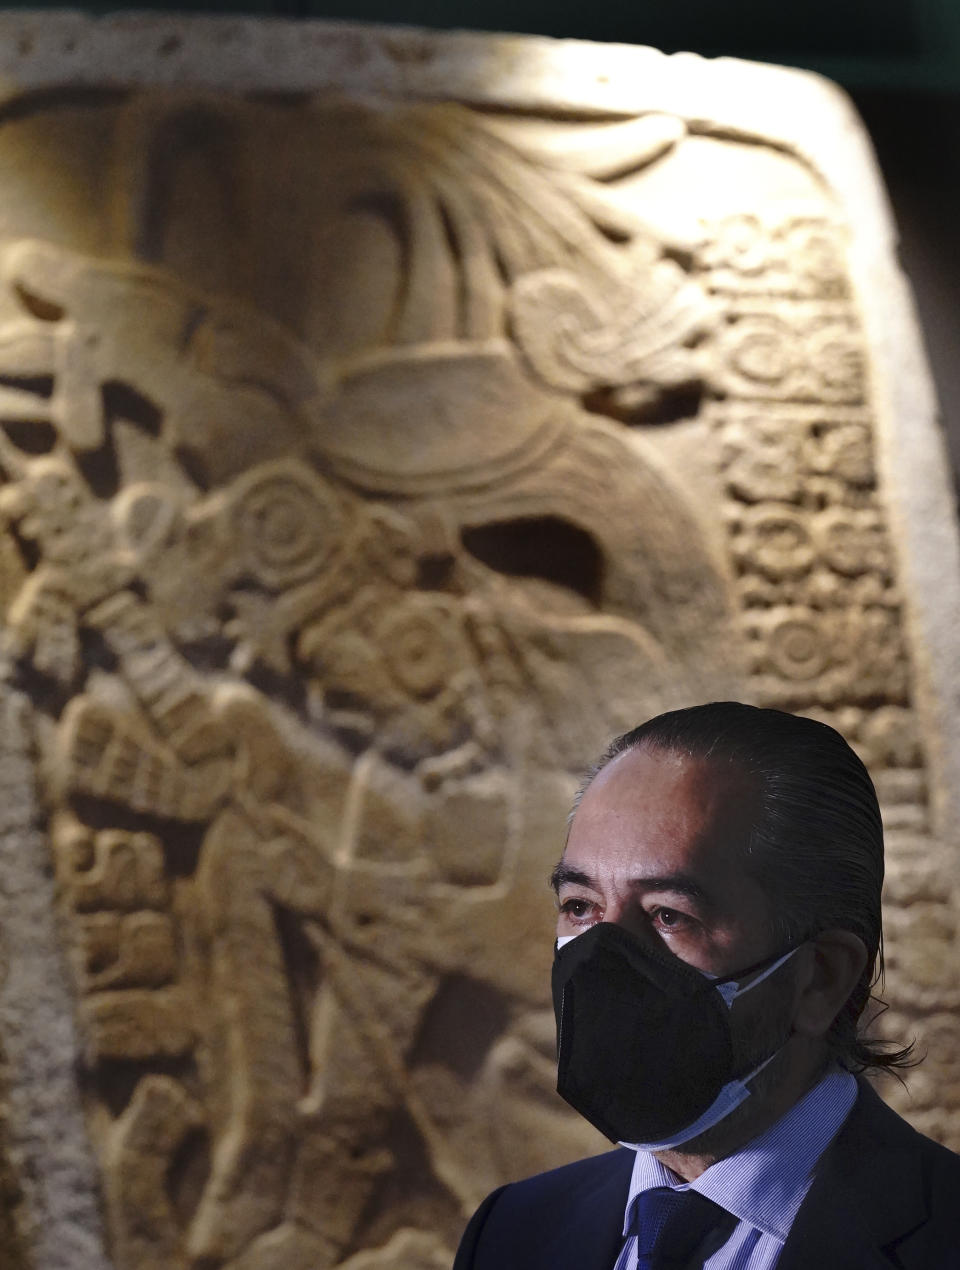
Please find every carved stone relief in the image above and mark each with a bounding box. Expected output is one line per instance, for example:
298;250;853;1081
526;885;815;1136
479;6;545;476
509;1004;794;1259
0;18;955;1270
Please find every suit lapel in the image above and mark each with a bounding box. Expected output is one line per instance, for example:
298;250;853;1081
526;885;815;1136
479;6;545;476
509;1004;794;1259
526;1082;929;1270
777;1082;928;1270
537;1148;633;1270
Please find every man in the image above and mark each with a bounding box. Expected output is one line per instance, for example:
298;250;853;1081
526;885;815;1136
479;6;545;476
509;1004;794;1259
453;702;960;1269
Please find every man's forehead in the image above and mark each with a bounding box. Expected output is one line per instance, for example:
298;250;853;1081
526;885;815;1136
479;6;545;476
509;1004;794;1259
578;744;753;821
566;745;758;876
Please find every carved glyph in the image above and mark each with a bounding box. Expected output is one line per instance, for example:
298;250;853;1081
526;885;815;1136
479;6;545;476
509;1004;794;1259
0;18;954;1270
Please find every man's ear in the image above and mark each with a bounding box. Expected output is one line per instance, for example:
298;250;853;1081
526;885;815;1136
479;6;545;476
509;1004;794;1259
791;930;869;1039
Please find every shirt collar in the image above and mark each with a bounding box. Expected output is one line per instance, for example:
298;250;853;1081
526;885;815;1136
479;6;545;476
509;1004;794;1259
623;1068;858;1242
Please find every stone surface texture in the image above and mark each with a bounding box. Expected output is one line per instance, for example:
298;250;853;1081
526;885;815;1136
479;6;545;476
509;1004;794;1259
0;14;955;1270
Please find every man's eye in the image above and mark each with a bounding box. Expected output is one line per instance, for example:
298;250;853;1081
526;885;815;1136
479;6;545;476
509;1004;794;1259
650;906;693;932
559;898;593;920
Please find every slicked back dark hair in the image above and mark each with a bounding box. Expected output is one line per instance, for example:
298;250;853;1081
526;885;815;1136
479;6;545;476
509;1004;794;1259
577;701;914;1074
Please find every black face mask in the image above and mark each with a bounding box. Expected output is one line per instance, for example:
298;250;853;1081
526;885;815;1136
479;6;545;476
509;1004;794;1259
551;922;798;1146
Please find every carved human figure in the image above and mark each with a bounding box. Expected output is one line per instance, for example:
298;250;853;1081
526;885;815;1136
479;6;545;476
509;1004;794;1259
1;83;930;1270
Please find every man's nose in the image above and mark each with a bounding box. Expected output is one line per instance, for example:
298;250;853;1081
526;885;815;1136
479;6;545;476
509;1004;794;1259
600;901;658;948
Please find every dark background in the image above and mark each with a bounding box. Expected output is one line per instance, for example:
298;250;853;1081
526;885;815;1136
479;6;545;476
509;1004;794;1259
17;0;960;484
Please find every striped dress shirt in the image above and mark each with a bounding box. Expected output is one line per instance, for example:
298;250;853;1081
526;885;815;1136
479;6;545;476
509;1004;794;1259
614;1068;858;1270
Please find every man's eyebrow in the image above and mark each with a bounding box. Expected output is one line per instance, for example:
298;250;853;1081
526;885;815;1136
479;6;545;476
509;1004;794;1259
631;874;711;905
549;862;711;906
549;862;594;893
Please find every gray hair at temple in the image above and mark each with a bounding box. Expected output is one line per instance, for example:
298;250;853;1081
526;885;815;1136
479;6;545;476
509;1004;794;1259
572;701;916;1075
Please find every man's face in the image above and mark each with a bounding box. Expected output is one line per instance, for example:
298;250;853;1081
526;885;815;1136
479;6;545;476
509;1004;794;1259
554;745;779;979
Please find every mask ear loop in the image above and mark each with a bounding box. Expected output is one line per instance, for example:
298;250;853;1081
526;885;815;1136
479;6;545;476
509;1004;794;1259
621;1042;787;1152
712;944;802;1008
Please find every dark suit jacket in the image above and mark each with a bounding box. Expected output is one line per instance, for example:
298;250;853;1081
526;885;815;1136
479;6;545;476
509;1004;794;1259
453;1082;960;1269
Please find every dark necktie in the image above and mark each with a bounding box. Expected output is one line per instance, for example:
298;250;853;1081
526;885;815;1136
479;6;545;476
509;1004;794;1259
629;1186;728;1269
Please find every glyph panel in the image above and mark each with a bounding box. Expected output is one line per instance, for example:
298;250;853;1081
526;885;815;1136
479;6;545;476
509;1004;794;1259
0;16;955;1270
